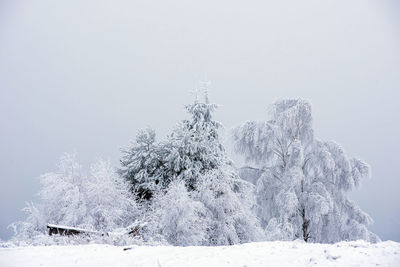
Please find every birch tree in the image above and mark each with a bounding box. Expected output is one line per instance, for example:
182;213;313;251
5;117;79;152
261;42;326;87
233;99;379;243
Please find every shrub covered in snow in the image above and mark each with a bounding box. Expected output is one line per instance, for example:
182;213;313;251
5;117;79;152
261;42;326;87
9;154;139;245
148;180;208;246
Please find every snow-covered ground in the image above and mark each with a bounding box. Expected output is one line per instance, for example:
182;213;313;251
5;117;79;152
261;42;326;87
1;241;399;267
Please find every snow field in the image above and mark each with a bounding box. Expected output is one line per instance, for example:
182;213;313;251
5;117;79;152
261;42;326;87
1;240;399;267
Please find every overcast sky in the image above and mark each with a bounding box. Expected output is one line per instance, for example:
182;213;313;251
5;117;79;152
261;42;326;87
1;0;399;241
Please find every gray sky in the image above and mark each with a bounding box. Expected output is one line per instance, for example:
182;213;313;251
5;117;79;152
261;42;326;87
1;0;399;241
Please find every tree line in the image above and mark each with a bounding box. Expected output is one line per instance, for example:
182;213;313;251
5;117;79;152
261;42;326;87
9;87;379;246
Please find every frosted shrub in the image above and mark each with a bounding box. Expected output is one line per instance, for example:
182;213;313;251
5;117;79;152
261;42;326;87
10;154;138;246
150;180;208;246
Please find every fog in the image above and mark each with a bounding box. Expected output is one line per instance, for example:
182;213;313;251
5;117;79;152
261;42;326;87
1;0;399;241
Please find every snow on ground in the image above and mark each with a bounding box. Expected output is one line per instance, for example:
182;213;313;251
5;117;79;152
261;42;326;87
1;240;399;267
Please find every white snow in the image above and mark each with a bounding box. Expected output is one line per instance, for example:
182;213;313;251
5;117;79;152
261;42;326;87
1;240;399;267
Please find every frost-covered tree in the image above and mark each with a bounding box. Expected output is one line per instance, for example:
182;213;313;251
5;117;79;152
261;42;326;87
121;82;264;245
119;128;167;200
85;159;138;231
195;168;263;245
159;84;263;245
147;167;263;246
119;82;226;194
149;180;208;246
33;153;89;229
11;153;137;241
233;99;379;243
163;86;225;191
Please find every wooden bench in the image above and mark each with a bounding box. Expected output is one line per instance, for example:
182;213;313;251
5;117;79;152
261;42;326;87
47;224;97;236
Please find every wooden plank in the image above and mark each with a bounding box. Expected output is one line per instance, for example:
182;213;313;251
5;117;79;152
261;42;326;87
47;224;94;236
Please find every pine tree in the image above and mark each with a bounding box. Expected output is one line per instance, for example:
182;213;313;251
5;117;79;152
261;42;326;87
163;84;225;191
119;127;168;200
121;81;264;245
119;82;226;196
155;82;263;245
233;99;379;243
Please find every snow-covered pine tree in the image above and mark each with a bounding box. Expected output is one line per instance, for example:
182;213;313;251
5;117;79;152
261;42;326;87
119;82;226;195
156;82;263;245
121;81;264;245
119;128;167;201
233;99;379;243
163;82;225;190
